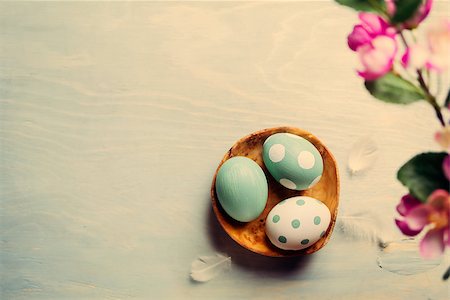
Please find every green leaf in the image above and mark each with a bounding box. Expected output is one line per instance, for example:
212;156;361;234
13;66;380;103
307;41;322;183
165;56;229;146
391;0;422;24
335;0;385;12
364;72;425;104
444;89;450;108
397;152;449;203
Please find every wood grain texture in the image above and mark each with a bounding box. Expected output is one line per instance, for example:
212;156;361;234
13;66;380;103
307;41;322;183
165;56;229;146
211;126;339;257
0;1;449;299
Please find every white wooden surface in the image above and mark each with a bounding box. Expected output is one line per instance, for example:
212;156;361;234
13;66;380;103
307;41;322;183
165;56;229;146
1;1;449;299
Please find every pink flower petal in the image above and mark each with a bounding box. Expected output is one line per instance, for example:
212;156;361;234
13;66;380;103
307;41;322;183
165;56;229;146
397;194;422;216
404;0;433;29
348;25;372;51
360;48;390;73
395;218;422;236
434;127;450;151
357;70;379;80
443;155;450;181
420;228;445;259
427;189;450;211
402;45;429;69
401;47;411;67
405;205;431;231
359;12;394;37
373;35;397;56
385;0;396;17
359;12;384;36
445;228;450;247
425;19;450;72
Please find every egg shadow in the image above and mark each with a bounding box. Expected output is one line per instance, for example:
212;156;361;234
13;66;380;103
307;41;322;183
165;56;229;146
206;200;313;278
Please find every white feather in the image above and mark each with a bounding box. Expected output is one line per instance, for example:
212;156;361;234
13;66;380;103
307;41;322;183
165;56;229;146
347;136;379;175
190;253;231;282
338;211;392;245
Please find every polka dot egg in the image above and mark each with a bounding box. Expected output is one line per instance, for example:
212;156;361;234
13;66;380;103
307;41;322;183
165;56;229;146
265;196;331;251
263;133;323;190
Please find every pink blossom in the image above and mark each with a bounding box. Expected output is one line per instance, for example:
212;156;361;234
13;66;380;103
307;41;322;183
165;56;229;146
347;13;397;80
386;0;433;29
385;0;396;17
402;20;450;72
426;20;450;71
435;126;450;151
395;190;450;259
348;13;396;50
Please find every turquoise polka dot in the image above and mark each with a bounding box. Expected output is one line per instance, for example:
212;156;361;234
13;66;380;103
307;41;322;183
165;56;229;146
301;239;309;245
278;200;287;205
296;199;305;206
291;219;300;229
320;231;326;238
278;236;287;243
272;215;280;223
314;216;321;225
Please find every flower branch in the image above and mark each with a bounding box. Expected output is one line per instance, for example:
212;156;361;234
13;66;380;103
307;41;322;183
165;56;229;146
399;31;446;127
335;0;450;279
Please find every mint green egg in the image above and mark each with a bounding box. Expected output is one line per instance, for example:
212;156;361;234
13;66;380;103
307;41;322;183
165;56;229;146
215;156;268;222
263;133;323;190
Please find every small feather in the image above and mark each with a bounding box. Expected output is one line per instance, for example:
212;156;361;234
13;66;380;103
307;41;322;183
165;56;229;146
347;136;379;175
338;211;392;246
190;253;231;282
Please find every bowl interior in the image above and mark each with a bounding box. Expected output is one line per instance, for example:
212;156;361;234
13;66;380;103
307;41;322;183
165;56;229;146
211;126;340;257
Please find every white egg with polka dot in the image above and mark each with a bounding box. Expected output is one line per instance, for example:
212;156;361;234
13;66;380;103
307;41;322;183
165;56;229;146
265;196;331;251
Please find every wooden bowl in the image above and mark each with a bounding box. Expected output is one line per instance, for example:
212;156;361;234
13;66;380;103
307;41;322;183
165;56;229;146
211;126;339;257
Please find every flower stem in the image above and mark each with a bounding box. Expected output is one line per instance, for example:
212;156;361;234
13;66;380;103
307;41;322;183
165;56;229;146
399;32;446;127
399;29;409;46
417;70;446;127
443;265;450;281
